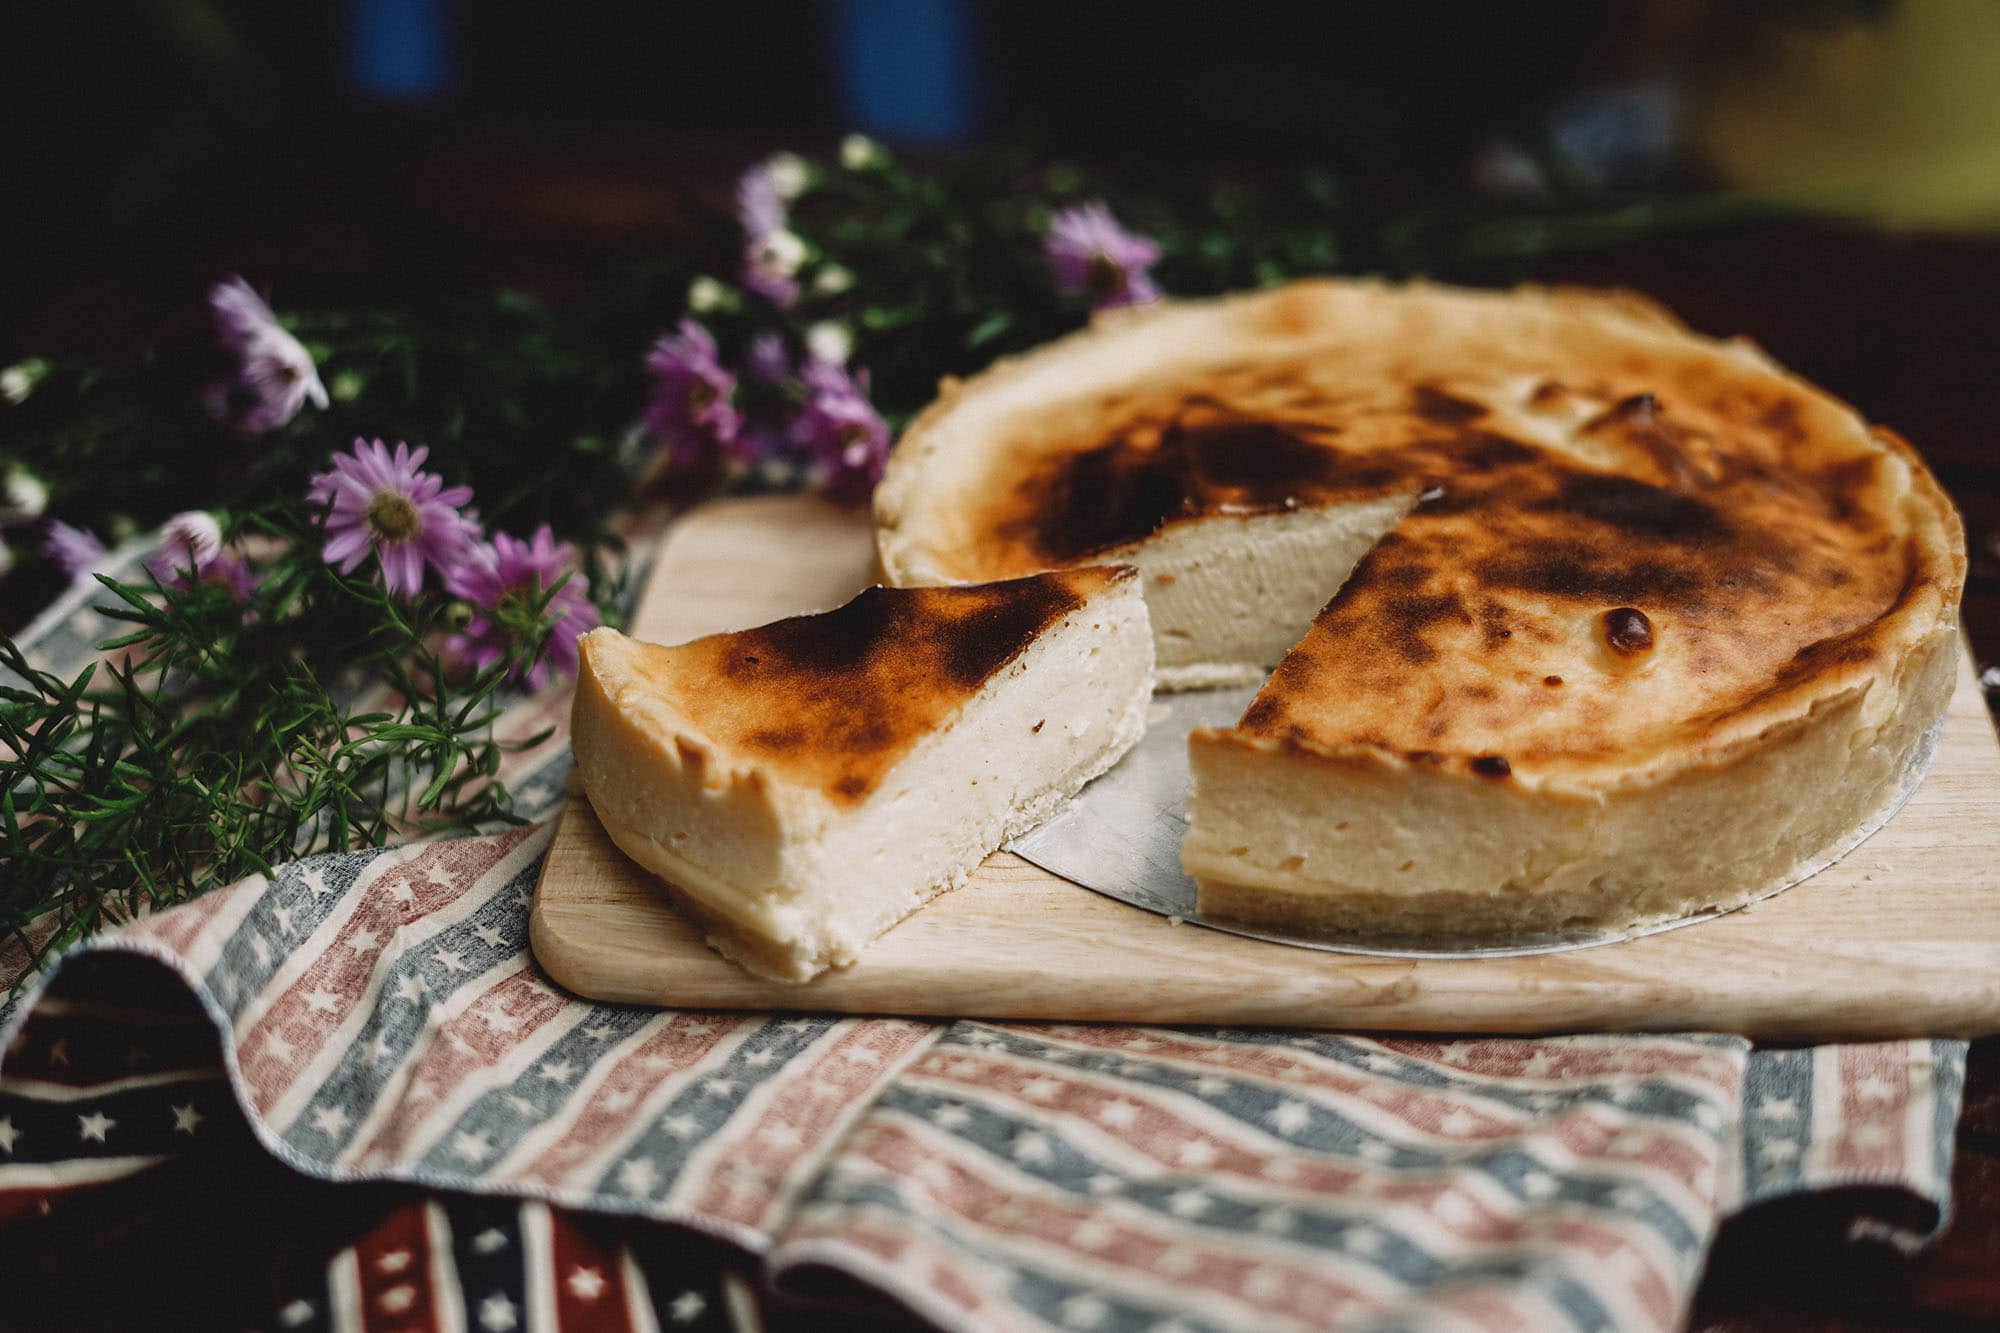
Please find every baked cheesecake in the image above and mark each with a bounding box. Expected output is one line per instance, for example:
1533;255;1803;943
570;568;1153;980
876;279;1966;938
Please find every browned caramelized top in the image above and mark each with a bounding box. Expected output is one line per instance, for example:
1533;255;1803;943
881;281;1964;783
594;566;1131;805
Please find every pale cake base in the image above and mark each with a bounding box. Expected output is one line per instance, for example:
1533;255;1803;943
1185;628;1960;938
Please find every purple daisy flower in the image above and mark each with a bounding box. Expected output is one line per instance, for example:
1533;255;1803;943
1045;202;1162;310
143;511;255;600
740;422;806;481
153;547;258;600
147;510;223;583
199;550;260;600
45;520;106;581
445;525;599;690
737;169;786;242
736;153;809;241
644;319;744;468
209;277;329;433
745;332;792;383
307;439;478;597
794;361;891;504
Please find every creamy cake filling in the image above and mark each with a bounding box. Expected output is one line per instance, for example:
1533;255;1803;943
1103;496;1414;689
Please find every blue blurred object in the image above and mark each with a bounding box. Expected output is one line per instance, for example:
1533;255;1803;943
1546;82;1682;189
346;0;456;102
831;0;981;144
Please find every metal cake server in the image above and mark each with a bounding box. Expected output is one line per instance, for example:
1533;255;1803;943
1006;685;1942;959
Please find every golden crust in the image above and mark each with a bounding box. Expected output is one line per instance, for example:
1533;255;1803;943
575;566;1135;807
877;279;1966;790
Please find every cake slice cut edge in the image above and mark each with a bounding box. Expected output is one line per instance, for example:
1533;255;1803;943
570;566;1155;982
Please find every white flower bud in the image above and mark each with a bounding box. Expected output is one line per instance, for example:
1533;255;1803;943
841;134;888;171
812;264;855;296
752;229;808;278
806;321;854;367
1;358;47;404
687;276;732;313
764;152;812;200
1;467;48;525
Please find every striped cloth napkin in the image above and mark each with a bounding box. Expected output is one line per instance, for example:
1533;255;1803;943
0;540;1967;1333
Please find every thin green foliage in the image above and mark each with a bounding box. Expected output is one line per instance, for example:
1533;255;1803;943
1;504;567;988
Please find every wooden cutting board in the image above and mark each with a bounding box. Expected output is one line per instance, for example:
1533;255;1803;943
531;495;2000;1040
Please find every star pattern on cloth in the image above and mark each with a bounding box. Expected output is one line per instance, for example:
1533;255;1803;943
1011;1131;1054;1165
452;1130;494;1163
1758;1137;1801;1167
618;1156;661;1196
1254;1206;1296;1235
479;1292;518;1330
1267;1100;1312;1134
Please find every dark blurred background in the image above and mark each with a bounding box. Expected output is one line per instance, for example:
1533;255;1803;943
11;0;2000;351
14;1;2000;651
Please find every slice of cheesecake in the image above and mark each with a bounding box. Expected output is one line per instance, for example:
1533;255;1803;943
571;567;1153;981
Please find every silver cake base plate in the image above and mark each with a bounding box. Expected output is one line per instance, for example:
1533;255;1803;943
1007;686;1943;960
